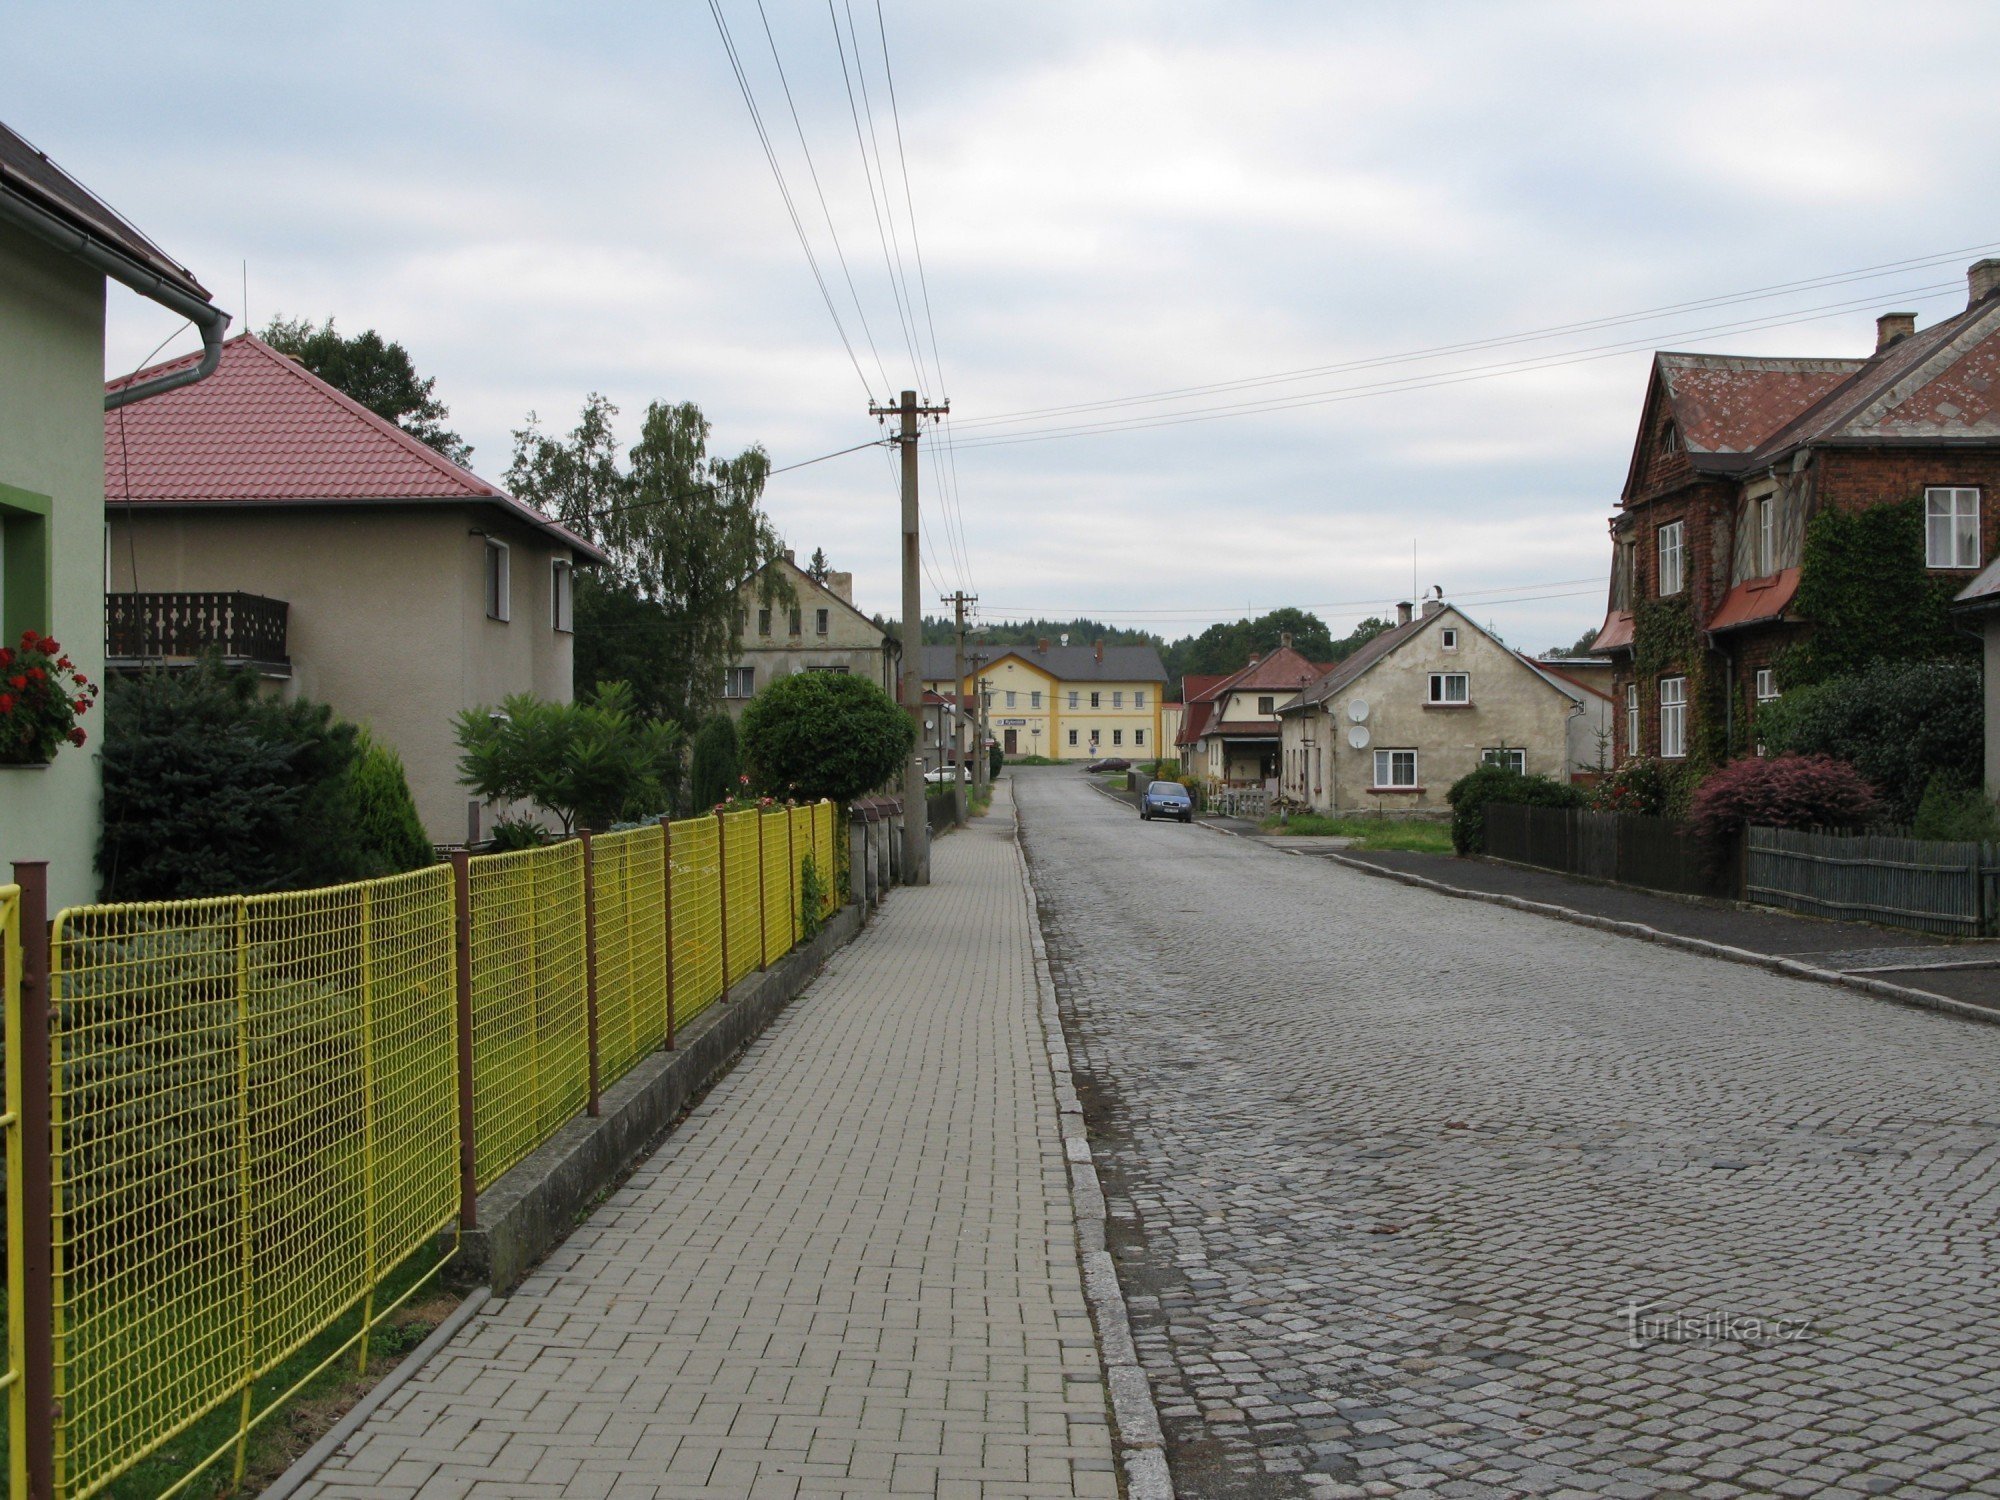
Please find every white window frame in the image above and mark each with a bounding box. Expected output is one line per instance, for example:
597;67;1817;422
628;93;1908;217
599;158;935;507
551;559;574;633
1135;690;1146;708
723;665;754;698
1756;495;1775;576
484;538;511;622
1481;747;1526;775
1112;729;1123;746
1625;684;1640;756
815;607;829;635
1658;520;1685;596
1926;487;1981;569
788;607;803;636
1090;691;1101;708
1135;728;1146;746
1755;668;1778;703
1440;627;1458;651
1426;672;1469;705
1659;676;1687;759
1005;690;1016;708
1113;690;1124;708
1068;728;1078;746
1373;748;1418;788
1030;690;1042;709
1068;690;1079;709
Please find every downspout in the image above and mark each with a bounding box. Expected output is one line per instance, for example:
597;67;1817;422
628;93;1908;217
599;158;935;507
0;186;230;408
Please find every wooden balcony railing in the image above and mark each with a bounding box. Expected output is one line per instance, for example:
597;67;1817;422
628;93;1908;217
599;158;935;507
105;591;291;673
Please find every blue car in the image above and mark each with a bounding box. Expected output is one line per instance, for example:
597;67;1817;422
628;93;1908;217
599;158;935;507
1140;780;1194;823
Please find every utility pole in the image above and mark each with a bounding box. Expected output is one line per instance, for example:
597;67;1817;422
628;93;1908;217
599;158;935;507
871;388;949;886
969;649;989;799
942;590;977;825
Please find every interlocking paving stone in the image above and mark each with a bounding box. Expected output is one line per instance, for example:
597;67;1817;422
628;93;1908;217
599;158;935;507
297;783;1113;1499
1018;768;2000;1499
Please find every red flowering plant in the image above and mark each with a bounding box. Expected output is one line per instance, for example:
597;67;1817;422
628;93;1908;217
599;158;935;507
0;630;99;765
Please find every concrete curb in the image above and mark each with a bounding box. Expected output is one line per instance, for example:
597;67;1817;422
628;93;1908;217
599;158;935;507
459;902;868;1293
1011;795;1175;1500
262;1287;492;1500
1303;846;2000;1029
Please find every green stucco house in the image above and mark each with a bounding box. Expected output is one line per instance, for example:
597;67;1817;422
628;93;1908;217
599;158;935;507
0;122;226;909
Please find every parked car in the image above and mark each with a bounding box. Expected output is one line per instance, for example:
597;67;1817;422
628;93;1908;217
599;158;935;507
1140;780;1194;823
1086;757;1131;773
923;763;969;784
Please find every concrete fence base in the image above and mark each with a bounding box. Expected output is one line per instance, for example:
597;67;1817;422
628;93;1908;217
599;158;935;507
451;900;867;1293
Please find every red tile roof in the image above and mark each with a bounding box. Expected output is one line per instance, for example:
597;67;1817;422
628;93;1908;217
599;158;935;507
1654;354;1861;461
1705;568;1800;634
104;335;605;561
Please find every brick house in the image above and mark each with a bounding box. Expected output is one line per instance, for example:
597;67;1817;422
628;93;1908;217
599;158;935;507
1592;258;2000;765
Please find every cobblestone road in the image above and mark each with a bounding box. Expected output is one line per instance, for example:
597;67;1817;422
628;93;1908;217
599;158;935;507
301;785;1115;1499
1017;770;2000;1500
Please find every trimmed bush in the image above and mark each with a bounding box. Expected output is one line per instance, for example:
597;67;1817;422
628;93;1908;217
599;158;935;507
988;743;1003;780
1686;754;1880;850
97;659;390;900
349;731;435;874
1445;766;1586;855
1757;659;1979;823
1911;777;2000;842
739;671;915;804
689;713;741;810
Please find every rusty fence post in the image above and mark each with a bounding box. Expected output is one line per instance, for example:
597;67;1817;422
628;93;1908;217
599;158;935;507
14;862;55;1500
659;818;676;1051
450;852;478;1232
580;831;600;1119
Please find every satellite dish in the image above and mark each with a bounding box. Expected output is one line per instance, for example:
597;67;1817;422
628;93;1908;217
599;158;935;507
1347;698;1370;723
1347;724;1371;750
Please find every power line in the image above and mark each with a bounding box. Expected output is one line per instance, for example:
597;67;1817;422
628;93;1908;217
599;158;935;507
952;238;2000;432
972;579;1608;620
943;280;1966;450
705;0;876;400
751;0;895;398
578;438;889;524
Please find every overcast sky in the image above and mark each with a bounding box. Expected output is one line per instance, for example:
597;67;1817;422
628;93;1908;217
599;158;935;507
12;2;2000;653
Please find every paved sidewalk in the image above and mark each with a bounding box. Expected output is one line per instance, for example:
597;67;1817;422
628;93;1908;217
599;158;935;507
298;783;1117;1499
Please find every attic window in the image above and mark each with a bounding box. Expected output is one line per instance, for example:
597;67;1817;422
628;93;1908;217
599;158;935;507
1441;628;1458;651
484;539;511;622
1661;421;1681;455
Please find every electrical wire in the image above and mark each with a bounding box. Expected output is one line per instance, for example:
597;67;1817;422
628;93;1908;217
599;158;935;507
706;0;877;401
944;280;1966;450
952;238;2000;431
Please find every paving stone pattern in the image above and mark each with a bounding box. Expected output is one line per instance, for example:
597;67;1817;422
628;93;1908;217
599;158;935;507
298;784;1116;1499
1019;769;2000;1500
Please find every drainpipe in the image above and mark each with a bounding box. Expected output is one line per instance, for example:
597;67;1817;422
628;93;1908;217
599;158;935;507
0;186;230;408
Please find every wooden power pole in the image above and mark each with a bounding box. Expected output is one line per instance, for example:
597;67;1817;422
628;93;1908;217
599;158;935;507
871;389;948;886
942;590;976;825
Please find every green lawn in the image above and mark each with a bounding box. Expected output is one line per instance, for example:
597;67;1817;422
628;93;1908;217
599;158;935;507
1258;812;1453;853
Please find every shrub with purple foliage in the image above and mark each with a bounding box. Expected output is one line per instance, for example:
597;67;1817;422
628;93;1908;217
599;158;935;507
1687;754;1881;849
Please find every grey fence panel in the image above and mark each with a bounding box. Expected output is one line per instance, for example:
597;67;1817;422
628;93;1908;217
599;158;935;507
1485;803;1735;899
1746;827;1994;937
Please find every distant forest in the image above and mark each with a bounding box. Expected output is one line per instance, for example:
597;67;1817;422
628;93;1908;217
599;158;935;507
893;608;1605;699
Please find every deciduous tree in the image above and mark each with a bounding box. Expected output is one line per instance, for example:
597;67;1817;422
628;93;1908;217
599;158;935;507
263;316;471;465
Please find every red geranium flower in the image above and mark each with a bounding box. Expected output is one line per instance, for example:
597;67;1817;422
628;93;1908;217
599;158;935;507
67;728;86;747
0;694;12;713
26;667;44;682
7;676;24;691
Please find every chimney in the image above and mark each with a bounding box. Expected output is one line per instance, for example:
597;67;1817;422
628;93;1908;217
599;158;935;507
1037;637;1050;654
1971;259;2000;306
1421;597;1444;618
1396;601;1413;626
827;570;853;605
1876;312;1916;352
783;547;796;564
1280;631;1293;650
1093;639;1103;663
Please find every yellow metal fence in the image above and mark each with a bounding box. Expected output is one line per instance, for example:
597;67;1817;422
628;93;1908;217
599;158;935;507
18;802;838;1499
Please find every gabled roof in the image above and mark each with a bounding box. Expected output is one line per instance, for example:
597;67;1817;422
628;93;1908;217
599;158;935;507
104;335;604;561
1627;353;1861;492
741;553;887;641
1282;606;1586;714
1181;673;1230;704
1746;290;2000;456
1175;697;1215;747
1209;645;1328;698
921;642;1166;683
1;119;208;300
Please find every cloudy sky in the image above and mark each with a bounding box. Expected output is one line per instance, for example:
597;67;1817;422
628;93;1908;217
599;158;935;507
12;2;2000;653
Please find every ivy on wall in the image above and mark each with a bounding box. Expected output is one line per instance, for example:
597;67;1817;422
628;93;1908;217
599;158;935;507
1631;592;1725;801
1783;496;1970;688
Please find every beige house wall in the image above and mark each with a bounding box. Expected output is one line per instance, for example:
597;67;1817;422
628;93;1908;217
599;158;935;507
925;655;1165;760
723;558;893;715
1280;609;1581;815
0;226;108;909
109;503;575;843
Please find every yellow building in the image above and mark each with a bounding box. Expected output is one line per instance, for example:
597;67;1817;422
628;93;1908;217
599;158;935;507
922;639;1168;761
